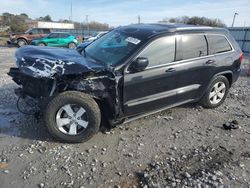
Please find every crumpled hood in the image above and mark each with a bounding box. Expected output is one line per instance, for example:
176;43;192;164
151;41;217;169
16;46;105;78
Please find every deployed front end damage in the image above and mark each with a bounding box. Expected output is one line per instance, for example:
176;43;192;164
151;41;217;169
8;46;121;121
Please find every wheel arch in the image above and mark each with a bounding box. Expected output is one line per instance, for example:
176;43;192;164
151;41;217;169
63;89;116;122
17;37;28;43
199;71;233;101
38;41;47;46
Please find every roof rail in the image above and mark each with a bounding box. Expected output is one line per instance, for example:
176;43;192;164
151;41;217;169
175;26;213;31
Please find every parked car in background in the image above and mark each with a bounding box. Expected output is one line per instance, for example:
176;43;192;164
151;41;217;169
77;31;108;54
31;32;78;49
76;41;92;54
8;24;242;143
84;31;108;42
7;28;51;47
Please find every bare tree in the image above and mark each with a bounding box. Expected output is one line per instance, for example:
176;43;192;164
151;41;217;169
159;16;226;27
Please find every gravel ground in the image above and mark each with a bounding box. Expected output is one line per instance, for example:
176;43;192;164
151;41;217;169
0;47;250;188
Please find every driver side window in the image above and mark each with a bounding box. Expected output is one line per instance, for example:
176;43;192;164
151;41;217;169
139;36;175;67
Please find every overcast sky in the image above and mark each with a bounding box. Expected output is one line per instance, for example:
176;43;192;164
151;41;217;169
1;0;250;27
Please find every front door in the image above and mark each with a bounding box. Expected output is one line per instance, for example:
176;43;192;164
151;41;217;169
123;35;179;116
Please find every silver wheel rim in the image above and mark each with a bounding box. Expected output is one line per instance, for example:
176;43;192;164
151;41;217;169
209;81;226;105
56;104;89;135
69;43;76;49
38;43;45;46
18;40;26;46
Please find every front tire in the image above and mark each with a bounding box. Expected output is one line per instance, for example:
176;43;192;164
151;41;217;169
44;91;101;143
200;76;229;108
17;39;27;47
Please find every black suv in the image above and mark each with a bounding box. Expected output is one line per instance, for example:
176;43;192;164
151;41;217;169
8;24;242;142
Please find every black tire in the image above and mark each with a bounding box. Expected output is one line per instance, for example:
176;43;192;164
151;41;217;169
44;91;101;143
38;42;46;46
68;42;77;49
200;76;229;108
17;39;27;47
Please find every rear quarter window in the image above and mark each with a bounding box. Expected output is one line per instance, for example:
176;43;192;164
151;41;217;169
207;35;232;54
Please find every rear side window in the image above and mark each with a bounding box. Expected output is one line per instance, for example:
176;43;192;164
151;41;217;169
207;35;232;54
60;33;70;38
48;33;60;38
178;35;208;60
139;36;175;67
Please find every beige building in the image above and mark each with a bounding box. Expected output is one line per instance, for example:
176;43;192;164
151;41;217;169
26;20;74;29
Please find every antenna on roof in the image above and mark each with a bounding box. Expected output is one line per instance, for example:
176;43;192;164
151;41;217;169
138;15;141;24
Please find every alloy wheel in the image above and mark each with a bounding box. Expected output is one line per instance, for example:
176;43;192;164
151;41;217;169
209;82;226;105
56;104;89;135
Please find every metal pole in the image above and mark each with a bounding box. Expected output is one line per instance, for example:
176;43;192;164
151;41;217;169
231;13;238;27
138;15;141;24
86;15;89;35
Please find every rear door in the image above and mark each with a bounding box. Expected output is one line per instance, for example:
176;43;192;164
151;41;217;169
58;33;71;47
173;34;217;103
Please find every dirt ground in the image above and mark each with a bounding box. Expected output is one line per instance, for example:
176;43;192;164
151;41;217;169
0;47;250;188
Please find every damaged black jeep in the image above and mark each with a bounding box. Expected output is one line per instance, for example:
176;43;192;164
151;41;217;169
8;24;242;142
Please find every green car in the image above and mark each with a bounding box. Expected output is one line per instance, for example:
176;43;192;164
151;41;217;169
31;32;78;48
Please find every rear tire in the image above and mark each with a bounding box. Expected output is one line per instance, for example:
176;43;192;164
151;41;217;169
17;39;27;47
38;42;46;46
68;42;77;49
200;76;229;108
44;91;101;143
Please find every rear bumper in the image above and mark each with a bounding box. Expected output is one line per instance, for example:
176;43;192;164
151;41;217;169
232;68;241;83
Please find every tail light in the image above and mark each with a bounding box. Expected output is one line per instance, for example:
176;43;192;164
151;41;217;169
239;52;244;63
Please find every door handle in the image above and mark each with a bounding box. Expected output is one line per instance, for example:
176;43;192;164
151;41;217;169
165;68;176;72
205;60;215;65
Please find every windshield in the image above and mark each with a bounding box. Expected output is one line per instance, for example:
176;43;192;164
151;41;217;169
85;30;142;66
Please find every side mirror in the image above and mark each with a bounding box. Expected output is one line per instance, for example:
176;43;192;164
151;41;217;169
129;57;149;72
29;32;32;35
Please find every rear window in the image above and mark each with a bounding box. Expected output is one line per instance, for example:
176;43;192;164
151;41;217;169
178;35;208;60
207;35;232;54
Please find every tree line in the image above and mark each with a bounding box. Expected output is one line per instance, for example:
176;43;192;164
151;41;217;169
0;12;226;34
0;12;110;33
159;16;226;27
